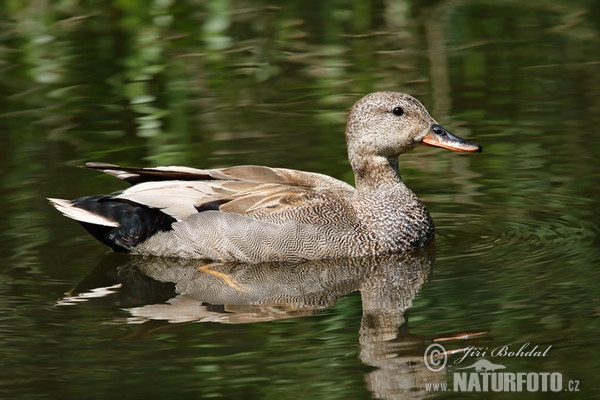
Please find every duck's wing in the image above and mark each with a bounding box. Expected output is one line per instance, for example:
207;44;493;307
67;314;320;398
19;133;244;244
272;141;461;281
84;163;355;222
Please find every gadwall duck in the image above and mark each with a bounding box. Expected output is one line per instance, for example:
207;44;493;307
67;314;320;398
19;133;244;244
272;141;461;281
49;92;481;262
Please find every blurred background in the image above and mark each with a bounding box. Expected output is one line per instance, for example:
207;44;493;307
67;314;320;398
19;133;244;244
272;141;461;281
1;1;599;399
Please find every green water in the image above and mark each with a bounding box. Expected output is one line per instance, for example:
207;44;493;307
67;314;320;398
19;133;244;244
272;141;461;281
1;1;599;399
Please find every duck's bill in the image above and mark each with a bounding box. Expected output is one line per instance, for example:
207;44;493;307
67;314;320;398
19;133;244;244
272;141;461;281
421;124;482;153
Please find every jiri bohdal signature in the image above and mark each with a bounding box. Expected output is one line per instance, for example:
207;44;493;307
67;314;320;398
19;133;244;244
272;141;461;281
454;342;552;365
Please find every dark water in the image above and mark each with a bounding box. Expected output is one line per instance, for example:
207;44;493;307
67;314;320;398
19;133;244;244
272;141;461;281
1;2;599;399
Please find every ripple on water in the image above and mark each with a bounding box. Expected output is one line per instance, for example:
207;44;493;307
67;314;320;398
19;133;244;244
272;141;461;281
433;192;598;266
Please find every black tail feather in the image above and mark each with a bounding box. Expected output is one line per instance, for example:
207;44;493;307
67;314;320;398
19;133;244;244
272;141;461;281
72;196;176;252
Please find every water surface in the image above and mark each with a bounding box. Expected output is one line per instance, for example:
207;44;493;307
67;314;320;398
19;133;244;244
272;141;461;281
1;1;599;399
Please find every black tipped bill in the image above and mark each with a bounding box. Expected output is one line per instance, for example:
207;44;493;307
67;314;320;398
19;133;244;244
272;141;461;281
422;124;482;153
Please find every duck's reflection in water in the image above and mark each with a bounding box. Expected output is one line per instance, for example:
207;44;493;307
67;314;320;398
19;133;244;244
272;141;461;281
60;246;452;398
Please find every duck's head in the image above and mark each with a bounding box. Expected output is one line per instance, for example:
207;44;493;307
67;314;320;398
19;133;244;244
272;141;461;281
345;92;482;162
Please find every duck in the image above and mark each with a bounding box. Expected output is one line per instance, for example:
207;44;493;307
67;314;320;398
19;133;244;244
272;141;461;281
49;92;481;263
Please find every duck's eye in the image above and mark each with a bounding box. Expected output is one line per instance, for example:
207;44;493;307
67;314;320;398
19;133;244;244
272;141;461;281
392;107;404;116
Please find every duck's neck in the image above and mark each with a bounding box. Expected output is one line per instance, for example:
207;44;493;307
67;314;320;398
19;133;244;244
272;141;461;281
352;154;405;191
350;153;435;252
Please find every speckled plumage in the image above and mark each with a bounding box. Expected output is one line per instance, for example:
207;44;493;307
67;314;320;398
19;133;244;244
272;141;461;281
49;92;481;262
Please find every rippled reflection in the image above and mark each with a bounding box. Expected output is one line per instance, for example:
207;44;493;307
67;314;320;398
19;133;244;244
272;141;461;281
55;247;479;397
